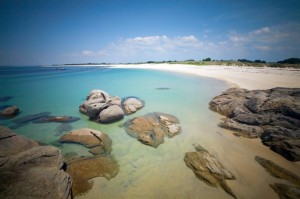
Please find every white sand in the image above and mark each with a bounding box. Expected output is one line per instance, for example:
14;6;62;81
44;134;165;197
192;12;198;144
110;63;300;90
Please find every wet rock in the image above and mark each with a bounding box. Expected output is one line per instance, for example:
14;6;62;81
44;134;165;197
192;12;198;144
98;105;124;123
0;105;19;117
124;112;181;147
66;155;119;197
270;183;300;199
109;96;122;106
255;156;300;186
0;125;72;199
122;97;144;115
32;116;80;123
60;128;112;155
209;87;300;161
184;145;236;198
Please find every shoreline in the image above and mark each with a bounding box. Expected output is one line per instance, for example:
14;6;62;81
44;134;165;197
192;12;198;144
109;63;300;90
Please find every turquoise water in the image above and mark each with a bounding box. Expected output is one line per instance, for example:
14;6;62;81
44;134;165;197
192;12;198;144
1;66;235;198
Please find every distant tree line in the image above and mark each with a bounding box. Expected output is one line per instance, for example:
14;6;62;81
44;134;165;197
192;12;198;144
277;58;300;64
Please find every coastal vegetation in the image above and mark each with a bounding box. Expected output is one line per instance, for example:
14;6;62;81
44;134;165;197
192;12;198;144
63;57;300;68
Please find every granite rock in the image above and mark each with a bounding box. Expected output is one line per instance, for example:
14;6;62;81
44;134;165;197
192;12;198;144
209;87;300;161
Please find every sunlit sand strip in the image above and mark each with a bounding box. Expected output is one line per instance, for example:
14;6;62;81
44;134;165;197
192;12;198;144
110;63;300;90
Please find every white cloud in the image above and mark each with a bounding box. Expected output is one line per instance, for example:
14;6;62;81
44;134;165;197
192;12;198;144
251;27;270;35
65;24;300;62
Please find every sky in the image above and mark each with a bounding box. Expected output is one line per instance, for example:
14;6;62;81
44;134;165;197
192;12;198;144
0;0;300;65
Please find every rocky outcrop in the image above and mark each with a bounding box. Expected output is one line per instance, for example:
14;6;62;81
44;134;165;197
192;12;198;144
66;155;119;197
122;97;144;115
0;125;72;199
79;89;144;123
255;156;300;199
184;144;236;198
0;105;19;117
209;87;300;161
124;112;181;147
60;128;112;155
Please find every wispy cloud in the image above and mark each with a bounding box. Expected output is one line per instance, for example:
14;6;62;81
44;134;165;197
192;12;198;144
65;24;300;62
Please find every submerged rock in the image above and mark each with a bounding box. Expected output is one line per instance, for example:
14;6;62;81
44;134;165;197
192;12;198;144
124;112;181;147
54;123;72;136
255;156;300;186
0;105;20;117
209;87;300;161
0;96;12;102
184;144;236;198
66;155;119;197
60;128;112;155
270;183;300;199
32;116;80;123
255;156;300;199
0;125;72;199
122;97;144;115
13;111;51;124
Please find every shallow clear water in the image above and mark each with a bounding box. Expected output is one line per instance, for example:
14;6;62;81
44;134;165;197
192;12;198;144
3;66;296;199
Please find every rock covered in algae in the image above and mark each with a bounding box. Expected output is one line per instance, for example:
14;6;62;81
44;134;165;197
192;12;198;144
184;144;236;198
124;112;181;147
66;155;119;197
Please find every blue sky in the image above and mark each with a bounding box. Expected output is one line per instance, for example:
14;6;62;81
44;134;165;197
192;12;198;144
0;0;299;65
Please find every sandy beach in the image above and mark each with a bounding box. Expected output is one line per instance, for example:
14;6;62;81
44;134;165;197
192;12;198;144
110;63;300;90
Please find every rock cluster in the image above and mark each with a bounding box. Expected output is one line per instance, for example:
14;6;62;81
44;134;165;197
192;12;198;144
79;89;144;123
60;128;112;155
255;156;300;199
184;144;236;198
209;87;300;161
124;112;181;147
0;125;72;199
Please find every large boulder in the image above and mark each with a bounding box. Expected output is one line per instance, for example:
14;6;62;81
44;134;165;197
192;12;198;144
0;125;72;199
60;128;112;155
122;97;144;115
184;144;236;198
209;87;300;161
98;105;124;123
124;112;181;147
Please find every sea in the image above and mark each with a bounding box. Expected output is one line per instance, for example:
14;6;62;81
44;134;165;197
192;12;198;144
2;65;293;199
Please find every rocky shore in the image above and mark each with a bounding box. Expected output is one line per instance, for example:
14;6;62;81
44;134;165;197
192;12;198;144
0;125;72;199
209;87;300;161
